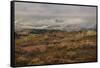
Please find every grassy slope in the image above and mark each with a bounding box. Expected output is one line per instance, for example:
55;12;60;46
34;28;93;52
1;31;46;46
15;30;97;66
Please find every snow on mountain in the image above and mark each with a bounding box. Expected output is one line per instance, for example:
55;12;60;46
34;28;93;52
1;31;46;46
15;17;96;32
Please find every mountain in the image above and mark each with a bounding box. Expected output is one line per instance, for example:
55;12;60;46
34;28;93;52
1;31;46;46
42;23;96;31
15;18;96;32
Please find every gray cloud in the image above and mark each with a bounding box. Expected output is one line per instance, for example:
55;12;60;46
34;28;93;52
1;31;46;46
15;2;96;31
15;2;96;17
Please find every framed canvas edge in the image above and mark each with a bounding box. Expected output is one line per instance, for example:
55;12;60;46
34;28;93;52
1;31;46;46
11;1;16;67
10;1;98;67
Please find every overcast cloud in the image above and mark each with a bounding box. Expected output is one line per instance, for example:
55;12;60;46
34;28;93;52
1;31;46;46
15;2;96;31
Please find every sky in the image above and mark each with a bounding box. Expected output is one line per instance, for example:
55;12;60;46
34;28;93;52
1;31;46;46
15;2;97;31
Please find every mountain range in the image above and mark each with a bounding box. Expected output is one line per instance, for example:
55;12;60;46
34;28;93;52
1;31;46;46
15;18;96;32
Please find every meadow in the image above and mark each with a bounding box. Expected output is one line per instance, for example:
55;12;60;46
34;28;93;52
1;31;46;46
15;30;97;66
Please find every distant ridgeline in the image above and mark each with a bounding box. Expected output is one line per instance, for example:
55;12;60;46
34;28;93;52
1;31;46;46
15;27;96;39
15;29;63;38
30;29;63;34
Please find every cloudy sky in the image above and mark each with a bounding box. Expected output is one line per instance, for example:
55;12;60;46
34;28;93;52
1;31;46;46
15;2;97;31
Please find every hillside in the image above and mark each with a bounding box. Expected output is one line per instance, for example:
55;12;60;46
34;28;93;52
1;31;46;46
15;30;97;66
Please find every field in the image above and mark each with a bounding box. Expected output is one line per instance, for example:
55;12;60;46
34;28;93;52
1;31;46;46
15;30;97;66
